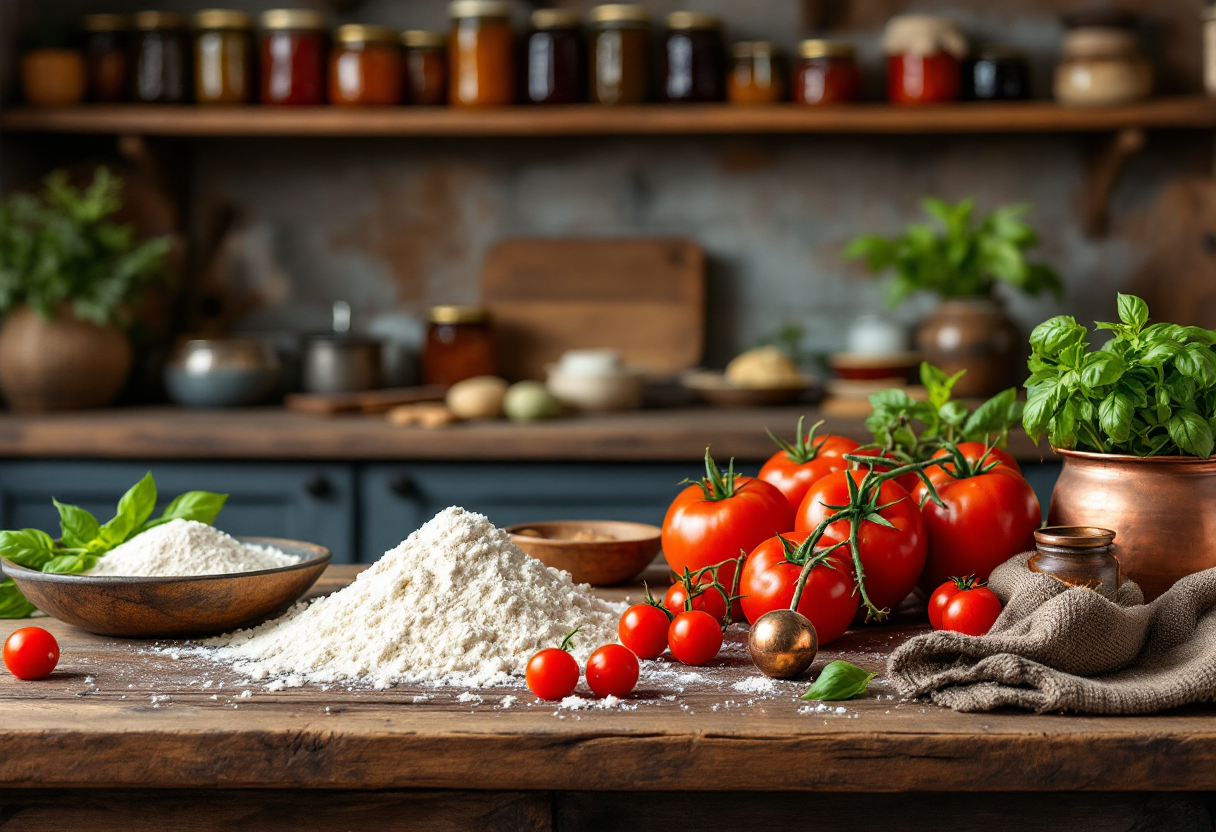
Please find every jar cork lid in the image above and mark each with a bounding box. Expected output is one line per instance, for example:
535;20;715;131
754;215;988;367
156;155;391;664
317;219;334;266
882;13;967;58
82;13;127;32
133;11;188;30
401;30;446;48
260;9;326;30
449;1;512;19
799;39;855;59
193;9;254;30
1034;526;1117;548
335;24;399;45
430;305;490;324
532;8;580;29
590;4;650;25
667;11;719;30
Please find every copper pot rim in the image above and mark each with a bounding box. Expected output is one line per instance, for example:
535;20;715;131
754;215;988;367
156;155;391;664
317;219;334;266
1053;447;1216;465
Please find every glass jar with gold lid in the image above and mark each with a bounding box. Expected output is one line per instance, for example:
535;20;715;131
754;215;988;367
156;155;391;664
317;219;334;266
728;41;782;104
590;4;650;105
83;13;129;102
259;8;328;105
448;0;515;107
424;305;495;387
133;11;190;103
402;30;447;104
193;9;254;104
794;39;860;104
330;24;403;105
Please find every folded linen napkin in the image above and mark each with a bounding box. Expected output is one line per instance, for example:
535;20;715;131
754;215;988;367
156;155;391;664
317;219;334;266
887;553;1216;713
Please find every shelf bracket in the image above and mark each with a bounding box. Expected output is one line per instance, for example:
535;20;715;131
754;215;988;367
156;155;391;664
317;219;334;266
1084;126;1146;238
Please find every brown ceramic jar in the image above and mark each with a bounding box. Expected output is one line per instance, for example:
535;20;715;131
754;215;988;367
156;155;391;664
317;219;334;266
1029;526;1121;600
916;298;1022;399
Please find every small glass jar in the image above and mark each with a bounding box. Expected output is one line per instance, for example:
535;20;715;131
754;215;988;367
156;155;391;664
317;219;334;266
193;9;254;104
1028;526;1121;600
662;11;724;103
794;40;860;105
883;14;966;105
527;8;584;104
1054;15;1151;107
728;41;782;104
82;13;128;102
402;30;447;105
424;306;495;388
330;24;403;105
964;47;1029;101
590;4;649;105
132;11;190;103
21;49;87;107
448;0;515;107
259;8;327;105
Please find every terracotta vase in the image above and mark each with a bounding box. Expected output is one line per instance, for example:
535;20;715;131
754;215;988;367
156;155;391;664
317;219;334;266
1048;449;1216;601
0;306;132;411
916;297;1023;398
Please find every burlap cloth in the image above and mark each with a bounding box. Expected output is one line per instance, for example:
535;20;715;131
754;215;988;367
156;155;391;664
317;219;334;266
887;553;1216;714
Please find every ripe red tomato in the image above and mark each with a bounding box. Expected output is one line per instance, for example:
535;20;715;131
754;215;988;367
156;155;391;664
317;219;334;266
940;585;1002;636
3;627;59;681
667;610;722;666
738;531;858;646
618;604;670;659
758;425;861;511
795;469;927;614
928;578;963;630
663;582;727;623
586;644;640;698
662;454;794;601
917;466;1040;593
525;644;580;700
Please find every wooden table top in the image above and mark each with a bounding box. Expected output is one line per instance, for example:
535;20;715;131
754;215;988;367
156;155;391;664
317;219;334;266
0;406;1053;463
0;564;1210;794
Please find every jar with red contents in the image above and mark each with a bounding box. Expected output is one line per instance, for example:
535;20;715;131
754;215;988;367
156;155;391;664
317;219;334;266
423;306;496;387
883;14;966;105
793;39;859;104
259;8;327;105
330;24;403;105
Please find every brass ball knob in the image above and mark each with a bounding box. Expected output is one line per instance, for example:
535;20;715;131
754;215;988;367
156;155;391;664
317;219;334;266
748;609;818;679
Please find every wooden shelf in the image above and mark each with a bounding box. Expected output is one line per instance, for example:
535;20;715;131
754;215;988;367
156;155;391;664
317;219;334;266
3;96;1216;137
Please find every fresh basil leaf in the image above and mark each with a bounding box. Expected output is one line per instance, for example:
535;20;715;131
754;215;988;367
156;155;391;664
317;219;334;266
1022;391;1055;442
98;471;157;546
1117;293;1149;329
1156;387;1172;424
53;499;100;550
43;553;99;574
938;400;968;427
1099;391;1134;444
0;579;37;619
1168;411;1215;459
1175;345;1216;387
963;388;1017;439
0;529;57;569
800;660;876;702
1142;340;1179;367
1080;351;1125;387
868;389;912;410
143;490;228;531
1050;401;1078;448
1030;315;1085;355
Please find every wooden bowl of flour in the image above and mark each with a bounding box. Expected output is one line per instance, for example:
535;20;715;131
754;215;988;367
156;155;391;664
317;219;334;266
506;521;661;586
1;537;330;638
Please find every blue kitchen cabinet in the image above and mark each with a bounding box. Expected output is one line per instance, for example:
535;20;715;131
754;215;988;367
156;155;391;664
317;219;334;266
0;461;357;562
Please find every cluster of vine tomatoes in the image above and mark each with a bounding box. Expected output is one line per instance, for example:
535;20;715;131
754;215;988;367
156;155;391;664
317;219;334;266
526;630;640;701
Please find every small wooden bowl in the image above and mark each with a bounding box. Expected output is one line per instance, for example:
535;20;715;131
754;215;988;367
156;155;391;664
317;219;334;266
2;537;330;639
682;370;814;407
507;521;661;586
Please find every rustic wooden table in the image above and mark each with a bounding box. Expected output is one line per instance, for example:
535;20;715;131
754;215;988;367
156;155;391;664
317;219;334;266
0;565;1211;832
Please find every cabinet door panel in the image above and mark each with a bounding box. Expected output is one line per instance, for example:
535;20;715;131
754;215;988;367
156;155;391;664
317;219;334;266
0;461;356;563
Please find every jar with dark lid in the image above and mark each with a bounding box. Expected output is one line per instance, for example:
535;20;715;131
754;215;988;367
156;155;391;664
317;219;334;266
132;11;190;103
448;0;515;107
964;47;1029;101
402;30;447;104
527;8;584;104
193;9;254;104
590;4;650;105
330;24;403;105
1028;526;1121;600
662;11;723;103
728;41;782;104
794;39;860;104
83;13;128;102
260;8;327;105
424;306;495;388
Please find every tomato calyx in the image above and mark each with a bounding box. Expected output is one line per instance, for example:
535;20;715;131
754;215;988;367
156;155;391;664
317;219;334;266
558;627;580;653
671;551;748;632
682;447;742;502
949;574;986;591
934;441;1006;480
642;582;674;621
767;416;832;465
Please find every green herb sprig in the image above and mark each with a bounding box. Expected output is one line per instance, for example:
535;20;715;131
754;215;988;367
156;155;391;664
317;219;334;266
0;473;228;617
1023;293;1216;458
801;660;876;702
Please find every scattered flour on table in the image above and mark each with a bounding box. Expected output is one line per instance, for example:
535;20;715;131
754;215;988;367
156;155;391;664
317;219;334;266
731;676;777;694
202;507;623;688
87;519;298;577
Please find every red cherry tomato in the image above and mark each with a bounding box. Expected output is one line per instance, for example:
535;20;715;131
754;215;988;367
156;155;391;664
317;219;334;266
928;579;963;630
663;582;727;623
667;610;723;666
525;645;580;700
618;604;670;659
662;453;795;610
758;426;861;512
917;466;1041;593
738;530;859;646
940;585;1003;636
3;627;59;681
585;644;640;698
795;469;927;614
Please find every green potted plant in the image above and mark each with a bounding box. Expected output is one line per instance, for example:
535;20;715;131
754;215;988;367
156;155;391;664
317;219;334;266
1023;293;1216;600
846;197;1062;398
0;168;171;411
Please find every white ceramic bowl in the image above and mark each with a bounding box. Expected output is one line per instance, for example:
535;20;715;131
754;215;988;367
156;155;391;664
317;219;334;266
546;368;644;412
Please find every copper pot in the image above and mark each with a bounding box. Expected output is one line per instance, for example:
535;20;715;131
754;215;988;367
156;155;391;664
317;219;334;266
916;297;1022;399
1048;449;1216;600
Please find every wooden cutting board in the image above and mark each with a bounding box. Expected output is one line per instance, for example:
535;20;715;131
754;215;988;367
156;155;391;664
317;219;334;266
480;238;705;381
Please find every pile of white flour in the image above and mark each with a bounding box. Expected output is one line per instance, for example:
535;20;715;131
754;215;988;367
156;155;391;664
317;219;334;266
205;507;622;688
88;519;298;577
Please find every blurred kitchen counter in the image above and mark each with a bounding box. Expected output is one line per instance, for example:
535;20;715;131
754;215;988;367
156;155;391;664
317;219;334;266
0;406;1052;462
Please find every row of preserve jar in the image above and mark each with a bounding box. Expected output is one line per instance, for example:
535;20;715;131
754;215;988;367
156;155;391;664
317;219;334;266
50;4;1010;108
